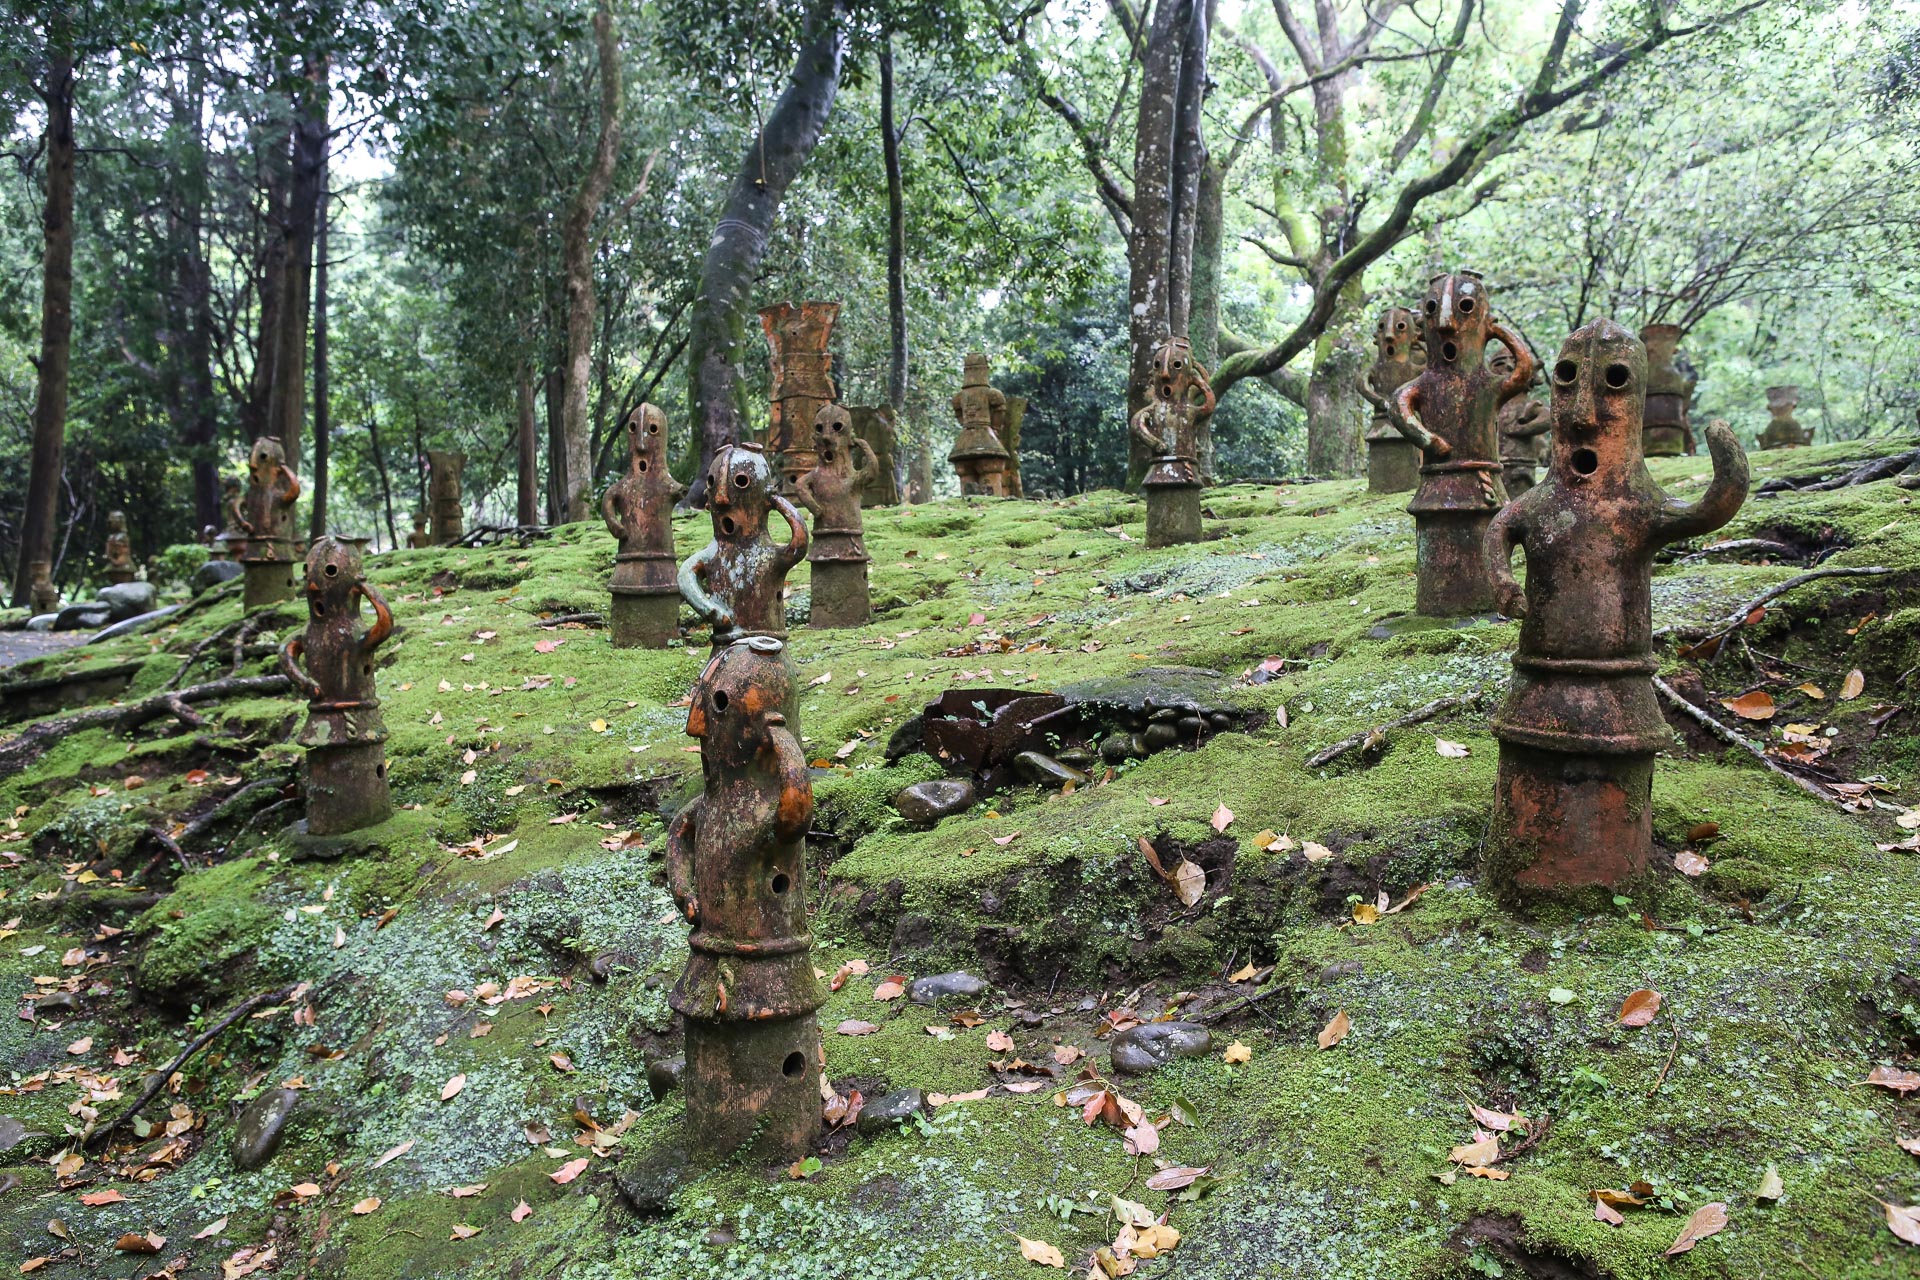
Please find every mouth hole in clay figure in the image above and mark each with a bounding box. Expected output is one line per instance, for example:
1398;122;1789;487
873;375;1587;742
1572;447;1599;475
376;763;385;778
721;516;736;535
1441;342;1458;363
1604;363;1631;389
362;663;371;675
637;459;648;473
771;872;790;894
1458;297;1475;314
711;689;729;713
781;1051;806;1078
1554;360;1578;386
312;600;325;616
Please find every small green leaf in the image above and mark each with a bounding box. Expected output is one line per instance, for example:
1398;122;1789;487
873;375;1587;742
1169;1095;1201;1128
1549;987;1576;1005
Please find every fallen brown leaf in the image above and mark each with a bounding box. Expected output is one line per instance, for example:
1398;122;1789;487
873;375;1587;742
1617;988;1662;1027
1317;1009;1351;1050
1664;1202;1728;1256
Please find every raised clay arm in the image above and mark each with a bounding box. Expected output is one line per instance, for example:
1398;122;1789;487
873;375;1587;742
791;467;823;518
1655;419;1749;540
770;493;810;571
277;466;303;507
1389;381;1449;459
676;546;732;629
768;721;813;843
1483;499;1529;620
279;636;321;698
359;580;395;655
1506;400;1552;438
1129;406;1165;455
849;438;878;482
664;797;700;921
1355;366;1386;412
599;485;628;540
229;488;253;534
1488;322;1537;406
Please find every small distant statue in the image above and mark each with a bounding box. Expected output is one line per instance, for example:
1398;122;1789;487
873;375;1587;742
1484;319;1748;901
427;450;465;545
280;535;395;837
1386;270;1534;617
1130;336;1214;547
1758;385;1813;450
1639;324;1692;457
678;441;809;655
794;404;875;628
234;437;302;610
103;510;135;585
1490;342;1550;498
27;561;57;617
214;476;248;561
758;300;840;493
407;511;431;549
601;403;685;648
850;405;900;507
949;353;1012;497
1356;307;1423;494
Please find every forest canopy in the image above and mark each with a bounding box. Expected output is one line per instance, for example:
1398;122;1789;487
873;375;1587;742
4;0;1917;597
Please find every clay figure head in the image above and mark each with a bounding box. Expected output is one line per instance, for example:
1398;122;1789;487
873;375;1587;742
303;534;366;619
1548;318;1646;485
1150;336;1203;405
962;353;992;387
1421;270;1490;366
684;635;792;770
626;403;669;474
107;510;127;534
705;441;777;543
412;511;427;532
250;437;289;485
1374;308;1417;361
812;404;854;469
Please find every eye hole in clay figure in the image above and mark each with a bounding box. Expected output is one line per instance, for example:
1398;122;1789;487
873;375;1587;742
1572;448;1599;475
1441;342;1458;363
1425;299;1438;315
1554;360;1578;386
647;420;659;435
1604;363;1631;389
771;872;790;894
324;562;339;577
781;1051;806;1078
711;689;729;713
1395;321;1406;332
733;471;750;489
1458;296;1475;314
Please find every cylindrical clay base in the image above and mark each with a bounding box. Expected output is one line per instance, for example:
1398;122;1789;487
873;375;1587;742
1144;486;1202;548
1367;439;1421;494
610;592;680;649
1487;743;1654;899
683;1015;823;1167
809;561;870;629
1413;511;1497;617
306;742;392;837
1642;426;1686;458
243;560;300;611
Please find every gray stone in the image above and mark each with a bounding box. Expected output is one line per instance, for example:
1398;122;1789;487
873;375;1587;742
231;1086;300;1170
893;778;976;825
53;604;113;632
614;1143;688;1218
856;1088;927;1134
1055;748;1097;769
89;605;182;644
1099;733;1140;764
908;971;988;1004
193;559;245;594
1142;723;1180;751
32;992;80;1017
1013;751;1089;788
1109;1021;1212;1076
25;613;56;632
646;1055;684;1101
0;1116;43;1152
589;950;638;982
97;581;158;620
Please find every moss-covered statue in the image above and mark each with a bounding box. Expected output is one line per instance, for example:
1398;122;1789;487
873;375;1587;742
1484;319;1748;901
678;441;808;658
601;404;685;648
234;436;302;610
1356;307;1423;494
279;535;395;837
794;404;874;628
103;510;135;585
1130;336;1214;547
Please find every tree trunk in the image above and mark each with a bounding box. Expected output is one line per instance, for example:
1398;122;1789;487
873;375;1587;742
880;38;908;418
1165;0;1209;338
684;6;846;506
1189;153;1224;480
365;390;397;549
308;165;330;537
1304;282;1367;476
13;28;75;608
172;45;220;534
242;138;287;445
1124;0;1188;487
545;362;565;523
267;53;328;470
516;362;540;526
558;0;622;522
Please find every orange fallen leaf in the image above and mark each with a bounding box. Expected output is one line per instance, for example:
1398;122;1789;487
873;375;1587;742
113;1232;164;1254
1223;1041;1252;1064
1317;1009;1351;1050
549;1053;575;1073
1664;1201;1728;1256
450;1224;481;1240
441;1073;466;1100
549;1158;589;1185
986;1030;1015;1053
1617;988;1661;1027
1018;1235;1066;1268
1721;690;1776;721
372;1139;414;1168
1883;1200;1920;1246
511;1199;533;1223
872;977;906;1001
1840;669;1866;701
836;1020;879;1036
351;1197;381;1215
1867;1066;1920;1095
79;1189;126;1206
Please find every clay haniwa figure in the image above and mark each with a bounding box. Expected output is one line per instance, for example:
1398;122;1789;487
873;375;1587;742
1490;342;1551;498
407;512;431;549
1387;270;1535;616
1484;319;1748;900
234;437;303;609
665;633;826;1166
600;403;686;648
949;353;1012;496
103;510;135;585
1356;307;1423;494
214;476;248;560
1129;336;1215;548
427;449;466;545
279;535;396;837
678;441;809;650
794;404;876;629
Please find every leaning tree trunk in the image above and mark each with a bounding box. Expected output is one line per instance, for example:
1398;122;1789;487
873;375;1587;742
242;139;287;445
1304;277;1367;476
516;361;540;526
13;30;75;609
558;0;622;523
1164;0;1208;339
880;38;909;497
1124;0;1187;488
683;6;846;506
1188;152;1225;480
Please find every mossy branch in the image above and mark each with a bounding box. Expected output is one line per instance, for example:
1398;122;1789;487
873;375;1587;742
1653;676;1844;808
0;674;290;775
1659;564;1894;645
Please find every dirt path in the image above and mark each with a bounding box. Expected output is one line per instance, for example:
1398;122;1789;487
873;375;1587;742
0;629;87;669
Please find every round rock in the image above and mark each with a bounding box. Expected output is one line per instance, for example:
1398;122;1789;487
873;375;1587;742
1013;751;1089;788
908;972;989;1004
647;1055;685;1101
231;1086;300;1170
855;1088;927;1134
893;779;976;825
1109;1021;1212;1076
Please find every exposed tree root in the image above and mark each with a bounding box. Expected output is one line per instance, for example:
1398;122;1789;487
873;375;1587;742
1757;447;1920;494
1653;676;1843;808
1673;537;1801;564
533;612;605;629
0;674;290;775
1306;687;1491;769
1660;564;1894;646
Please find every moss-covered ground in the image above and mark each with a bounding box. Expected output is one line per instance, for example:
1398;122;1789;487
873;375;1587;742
1;439;1918;1278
